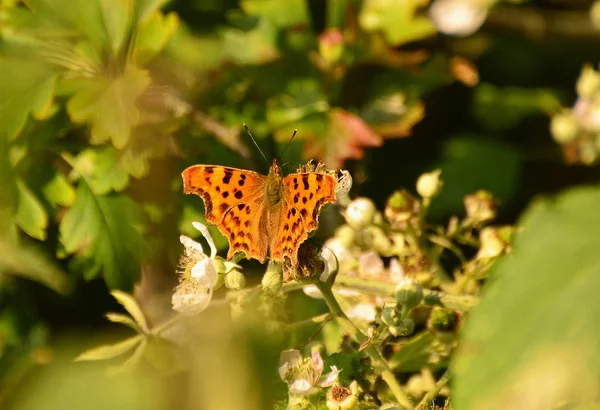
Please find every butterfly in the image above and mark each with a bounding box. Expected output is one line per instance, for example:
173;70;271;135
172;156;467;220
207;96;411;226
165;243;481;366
182;159;337;267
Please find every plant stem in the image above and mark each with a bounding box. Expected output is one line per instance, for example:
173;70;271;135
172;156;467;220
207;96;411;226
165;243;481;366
415;369;450;410
315;281;414;408
334;275;479;311
283;313;333;331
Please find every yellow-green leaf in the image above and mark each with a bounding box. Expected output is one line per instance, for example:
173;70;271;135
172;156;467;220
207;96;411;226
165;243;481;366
15;179;48;240
76;334;144;361
105;313;144;332
64;66;150;149
111;290;149;332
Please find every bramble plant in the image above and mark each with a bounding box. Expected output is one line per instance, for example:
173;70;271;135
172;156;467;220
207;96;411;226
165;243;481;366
2;1;600;410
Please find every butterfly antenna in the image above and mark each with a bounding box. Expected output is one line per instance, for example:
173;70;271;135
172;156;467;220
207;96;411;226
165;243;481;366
279;129;298;159
243;124;269;165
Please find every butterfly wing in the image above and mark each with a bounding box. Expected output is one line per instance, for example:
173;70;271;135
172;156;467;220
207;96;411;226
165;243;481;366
270;172;337;266
182;165;269;263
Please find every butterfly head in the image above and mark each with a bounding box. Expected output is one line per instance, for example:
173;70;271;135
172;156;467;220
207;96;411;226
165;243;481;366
270;158;283;176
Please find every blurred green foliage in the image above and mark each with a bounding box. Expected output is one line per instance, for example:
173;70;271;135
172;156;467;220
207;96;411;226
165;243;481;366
1;0;600;409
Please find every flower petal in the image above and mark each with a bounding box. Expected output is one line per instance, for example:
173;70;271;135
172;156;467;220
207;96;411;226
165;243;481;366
311;351;324;375
318;366;340;387
280;349;302;366
192;221;217;259
289;379;317;395
171;286;212;315
191;258;218;288
180;235;203;254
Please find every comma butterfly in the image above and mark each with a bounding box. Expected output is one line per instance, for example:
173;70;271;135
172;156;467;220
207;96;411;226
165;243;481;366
182;156;337;267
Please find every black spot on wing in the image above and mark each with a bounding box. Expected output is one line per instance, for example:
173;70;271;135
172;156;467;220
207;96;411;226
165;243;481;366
222;169;233;184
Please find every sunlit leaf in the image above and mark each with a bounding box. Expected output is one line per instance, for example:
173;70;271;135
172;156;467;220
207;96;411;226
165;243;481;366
454;187;600;409
110;337;148;374
266;79;330;126
134;10;179;65
361;93;425;137
15;179;48;241
70;147;129;195
110;290;149;332
359;0;436;45
59;181;146;289
105;313;144;332
302;109;383;168
0;51;60;139
222;18;280;65
0;137;18;234
76;334;144;361
241;0;309;28
63;66;151;149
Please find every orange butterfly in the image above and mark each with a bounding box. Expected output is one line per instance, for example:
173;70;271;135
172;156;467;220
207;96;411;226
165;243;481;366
182;159;337;267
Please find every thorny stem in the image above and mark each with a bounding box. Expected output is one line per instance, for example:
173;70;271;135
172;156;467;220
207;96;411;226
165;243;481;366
334;275;479;312
315;281;414;408
415;370;450;410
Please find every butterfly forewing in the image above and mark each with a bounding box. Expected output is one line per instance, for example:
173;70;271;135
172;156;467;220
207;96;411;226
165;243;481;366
270;172;337;266
182;165;269;262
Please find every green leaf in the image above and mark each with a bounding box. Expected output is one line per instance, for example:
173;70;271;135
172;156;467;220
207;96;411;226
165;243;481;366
453;187;600;410
473;83;562;131
0;137;18;234
110;290;148;333
0;52;60;139
63;66;150;149
240;0;309;28
0;236;71;294
222;18;280;65
15;179;48;241
358;0;436;45
134;10;179;65
110;338;148;374
76;334;144;361
429;135;522;218
389;331;437;372
59;182;146;289
266;79;330;126
70;147;129;195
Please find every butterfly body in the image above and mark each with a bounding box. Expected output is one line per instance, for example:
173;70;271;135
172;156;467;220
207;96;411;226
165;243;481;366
182;159;336;267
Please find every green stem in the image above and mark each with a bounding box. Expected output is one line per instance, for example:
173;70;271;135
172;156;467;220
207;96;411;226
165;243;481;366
283;313;333;331
315;281;414;408
334;275;479;312
415;370;450;410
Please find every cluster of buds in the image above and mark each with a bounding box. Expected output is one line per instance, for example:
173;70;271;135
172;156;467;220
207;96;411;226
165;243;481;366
551;64;600;164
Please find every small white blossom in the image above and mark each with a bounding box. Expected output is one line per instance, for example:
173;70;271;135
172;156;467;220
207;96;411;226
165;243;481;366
279;349;340;396
172;222;219;315
358;251;384;277
430;0;488;37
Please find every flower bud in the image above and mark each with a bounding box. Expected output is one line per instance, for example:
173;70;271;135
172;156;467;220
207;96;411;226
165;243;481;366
416;169;443;199
577;64;600;99
262;262;283;293
381;306;402;327
326;381;359;410
464;190;496;223
224;269;246;290
394;279;423;310
427;306;458;332
344;197;377;229
318;28;345;66
550;111;579;144
475;227;507;259
389;318;415;337
363;226;393;255
384;190;420;230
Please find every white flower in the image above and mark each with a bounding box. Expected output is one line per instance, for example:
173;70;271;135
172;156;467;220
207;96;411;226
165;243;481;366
279;349;340;396
172;222;219;315
358;251;384;277
345;302;377;323
430;0;488;37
